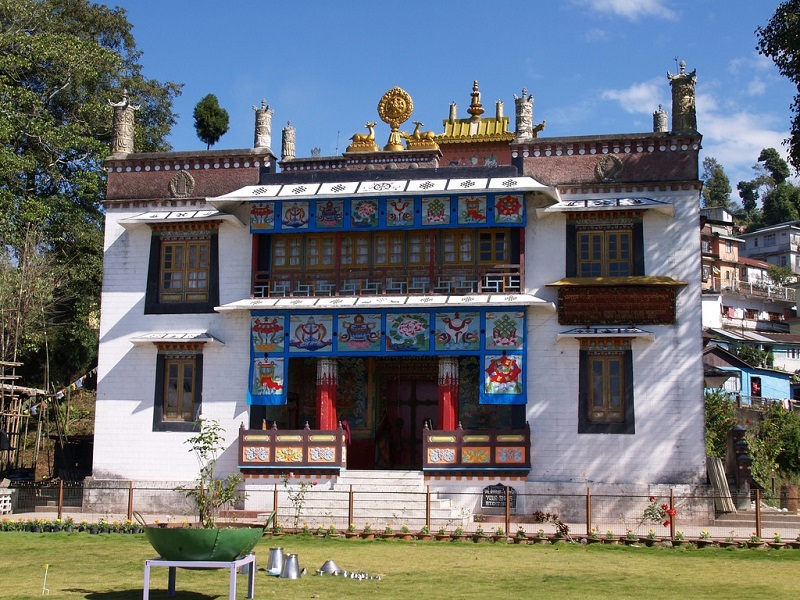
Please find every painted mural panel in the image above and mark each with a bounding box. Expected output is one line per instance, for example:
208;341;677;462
494;194;525;224
249;356;285;405
316;199;344;228
421;196;450;225
250;202;275;231
481;353;525;405
386;313;430;352
435;311;480;351
458;195;487;224
281;201;310;229
485;311;524;350
351;199;379;227
337;313;381;352
288;314;333;352
251;315;285;353
386;198;414;226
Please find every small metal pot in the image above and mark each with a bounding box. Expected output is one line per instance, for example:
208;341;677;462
280;553;301;579
267;547;284;575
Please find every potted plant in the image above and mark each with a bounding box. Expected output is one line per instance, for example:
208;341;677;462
641;529;658;547
513;526;528;545
272;521;285;537
315;523;326;537
747;532;765;549
672;530;689;547
345;523;359;539
418;524;432;541
399;523;413;540
532;528;548;545
435;525;450;542
623;529;638;545
327;523;338;538
382;524;394;539
452;525;467;541
300;522;311;536
604;529;619;545
695;529;713;548
361;523;375;540
769;531;785;549
493;525;506;543
64;516;75;533
586;527;602;544
472;524;489;543
142;418;268;562
789;532;800;549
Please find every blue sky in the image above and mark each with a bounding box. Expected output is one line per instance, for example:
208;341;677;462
107;0;796;190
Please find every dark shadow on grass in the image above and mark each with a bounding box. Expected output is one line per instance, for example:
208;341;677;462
69;590;219;599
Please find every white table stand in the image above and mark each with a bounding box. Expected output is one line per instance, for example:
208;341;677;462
143;553;256;599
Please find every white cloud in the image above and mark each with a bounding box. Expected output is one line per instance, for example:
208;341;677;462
600;79;666;115
747;79;766;96
583;28;611;43
571;0;677;20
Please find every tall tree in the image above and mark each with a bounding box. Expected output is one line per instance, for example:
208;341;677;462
757;1;800;173
0;0;182;387
701;156;733;209
193;94;229;150
758;147;792;184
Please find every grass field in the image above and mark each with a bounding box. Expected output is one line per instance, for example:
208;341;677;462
0;532;799;599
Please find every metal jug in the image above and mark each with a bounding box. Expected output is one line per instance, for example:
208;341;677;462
280;553;301;579
267;547;284;575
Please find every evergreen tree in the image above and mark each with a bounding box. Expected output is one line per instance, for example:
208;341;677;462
0;0;181;387
193;94;229;150
701;156;733;209
758;147;792;184
757;1;800;173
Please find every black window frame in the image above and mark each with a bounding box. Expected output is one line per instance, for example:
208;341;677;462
153;346;203;432
145;226;220;315
578;341;635;434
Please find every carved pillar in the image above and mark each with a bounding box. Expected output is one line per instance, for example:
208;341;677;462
316;358;338;430
438;357;459;431
514;88;533;141
667;61;697;133
281;122;296;161
109;90;139;154
253;99;274;149
652;104;668;133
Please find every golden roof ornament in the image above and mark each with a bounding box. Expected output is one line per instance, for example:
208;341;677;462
378;87;414;151
346;122;379;153
467;80;484;119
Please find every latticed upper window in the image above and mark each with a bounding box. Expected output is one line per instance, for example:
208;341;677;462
160;238;210;302
577;229;632;277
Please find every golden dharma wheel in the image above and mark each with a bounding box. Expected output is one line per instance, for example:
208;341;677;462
378;87;413;129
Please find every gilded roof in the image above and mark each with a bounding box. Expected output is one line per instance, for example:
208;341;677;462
437;117;514;144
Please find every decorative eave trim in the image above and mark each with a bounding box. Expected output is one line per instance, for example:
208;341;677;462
557;327;655;342
436;133;515;144
119;209;245;229
537;197;674;217
557;182;703;195
130;332;224;346
215;293;556;313
546;276;687;288
511;133;702;159
105;147;275;171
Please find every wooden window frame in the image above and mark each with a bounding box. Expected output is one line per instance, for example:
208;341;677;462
145;225;219;315
578;340;634;434
566;213;644;278
153;343;203;432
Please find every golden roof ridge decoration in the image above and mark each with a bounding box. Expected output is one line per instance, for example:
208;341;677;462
346;87;439;153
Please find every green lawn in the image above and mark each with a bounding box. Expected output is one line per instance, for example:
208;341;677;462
0;533;798;599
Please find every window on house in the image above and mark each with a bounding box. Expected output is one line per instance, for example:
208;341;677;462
725;240;732;252
566;212;644;278
578;340;634;434
765;234;776;246
153;344;203;432
146;225;219;314
702;265;711;282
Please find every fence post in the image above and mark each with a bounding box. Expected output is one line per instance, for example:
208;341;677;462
669;489;675;540
349;485;354;527
505;486;510;536
586;487;592;536
426;486;431;528
57;480;63;521
127;481;134;521
273;483;279;527
755;488;762;539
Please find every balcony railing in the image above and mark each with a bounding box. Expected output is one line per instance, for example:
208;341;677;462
238;424;347;472
422;423;531;472
252;265;522;298
703;277;795;302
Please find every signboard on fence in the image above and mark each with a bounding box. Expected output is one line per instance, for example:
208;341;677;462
481;483;517;513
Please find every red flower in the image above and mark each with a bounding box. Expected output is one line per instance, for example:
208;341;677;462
649;496;655;502
667;508;676;517
661;504;669;511
663;520;671;527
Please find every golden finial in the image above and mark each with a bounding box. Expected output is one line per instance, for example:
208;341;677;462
378;87;413;151
467;80;484;119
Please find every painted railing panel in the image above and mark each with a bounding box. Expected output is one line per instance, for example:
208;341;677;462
422;424;531;472
238;426;347;471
